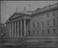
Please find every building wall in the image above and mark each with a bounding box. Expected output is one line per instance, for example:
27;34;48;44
0;1;1;23
5;3;58;39
30;9;58;36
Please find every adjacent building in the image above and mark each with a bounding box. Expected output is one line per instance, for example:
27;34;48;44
30;3;58;36
5;3;58;40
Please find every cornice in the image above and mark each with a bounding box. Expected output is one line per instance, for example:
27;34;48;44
5;3;58;24
32;3;58;16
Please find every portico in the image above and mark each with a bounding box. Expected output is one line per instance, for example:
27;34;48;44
6;13;31;39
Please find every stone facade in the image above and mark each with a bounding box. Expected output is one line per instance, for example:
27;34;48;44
5;3;58;40
5;12;32;39
30;8;58;36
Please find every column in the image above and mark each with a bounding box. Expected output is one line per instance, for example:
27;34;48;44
14;22;16;38
35;22;37;35
13;22;15;38
11;23;12;38
24;19;26;36
42;22;44;36
16;22;17;38
39;23;42;36
7;23;10;38
56;11;58;36
12;23;14;38
13;23;14;38
10;23;12;38
27;21;30;36
29;23;30;36
30;22;33;36
17;21;19;38
20;20;22;37
19;20;21;37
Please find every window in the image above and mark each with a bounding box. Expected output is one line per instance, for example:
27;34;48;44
52;11;55;16
48;29;50;34
53;29;56;33
28;30;30;36
47;20;49;26
41;22;44;28
42;29;44;35
47;12;49;18
53;18;56;26
37;30;39;34
16;22;17;33
33;22;35;28
37;22;39;27
32;30;35;35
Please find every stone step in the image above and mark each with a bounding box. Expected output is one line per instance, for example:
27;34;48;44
23;41;57;48
3;43;23;46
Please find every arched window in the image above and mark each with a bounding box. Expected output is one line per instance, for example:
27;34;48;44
53;29;56;34
37;22;39;27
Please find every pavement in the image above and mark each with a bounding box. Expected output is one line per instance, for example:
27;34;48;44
0;40;57;48
0;42;58;48
0;36;58;48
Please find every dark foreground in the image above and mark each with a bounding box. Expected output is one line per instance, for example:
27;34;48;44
0;36;58;48
0;41;58;48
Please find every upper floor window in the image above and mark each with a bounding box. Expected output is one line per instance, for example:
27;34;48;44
53;29;56;34
33;22;35;28
37;22;39;27
52;11;55;17
47;20;49;26
28;30;30;36
32;30;35;35
47;12;49;18
37;30;39;34
53;18;56;26
48;29;50;34
41;21;44;28
42;29;44;35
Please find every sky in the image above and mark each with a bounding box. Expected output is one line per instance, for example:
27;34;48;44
1;1;57;23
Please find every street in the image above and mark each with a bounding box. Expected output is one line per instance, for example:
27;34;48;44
0;36;58;48
0;40;58;48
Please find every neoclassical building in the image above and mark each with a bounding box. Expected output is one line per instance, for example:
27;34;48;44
5;3;58;41
30;3;58;37
6;11;33;39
